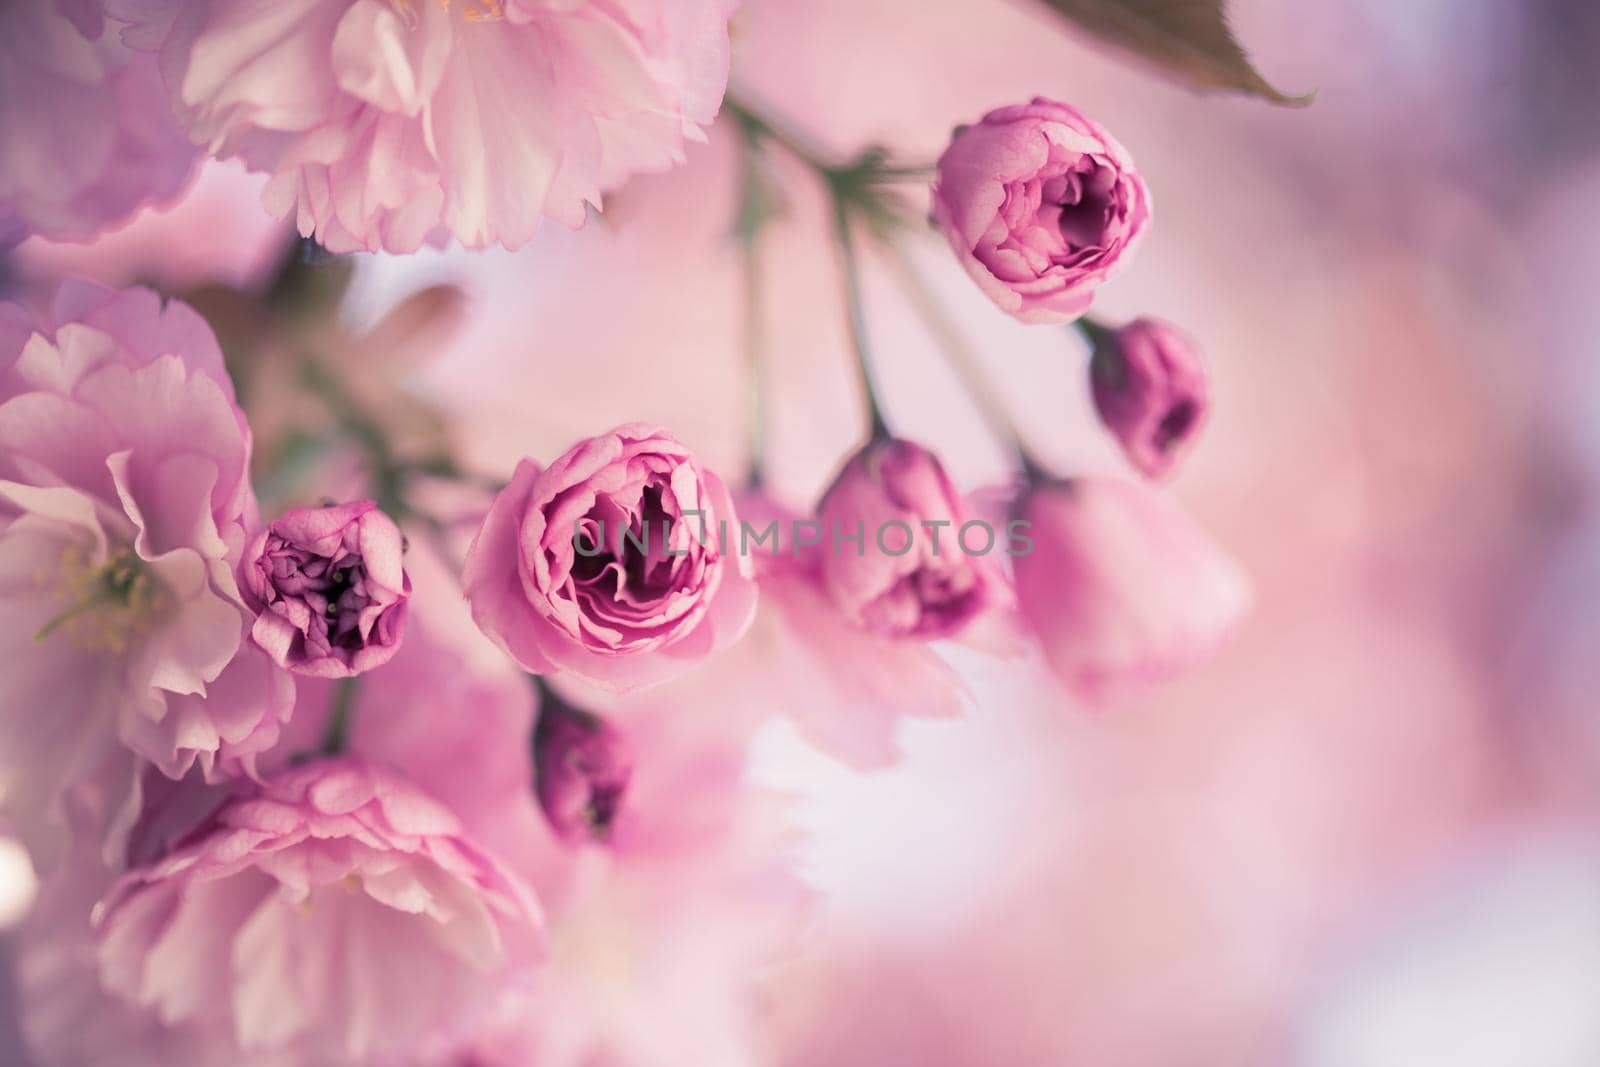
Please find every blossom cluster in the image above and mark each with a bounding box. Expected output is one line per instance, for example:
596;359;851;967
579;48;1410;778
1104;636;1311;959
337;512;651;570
0;1;1253;1063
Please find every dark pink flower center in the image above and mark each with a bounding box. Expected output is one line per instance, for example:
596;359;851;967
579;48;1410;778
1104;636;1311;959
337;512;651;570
561;476;712;649
264;537;380;655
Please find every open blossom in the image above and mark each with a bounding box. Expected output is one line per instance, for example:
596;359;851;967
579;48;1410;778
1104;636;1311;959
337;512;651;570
1089;318;1209;480
933;97;1150;324
95;758;542;1063
1012;477;1250;699
816;437;992;638
241;499;410;677
464;423;756;692
107;0;738;253
0;283;290;857
0;0;197;245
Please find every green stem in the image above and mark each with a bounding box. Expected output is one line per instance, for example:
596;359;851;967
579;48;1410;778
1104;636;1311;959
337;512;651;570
319;677;359;757
298;358;410;518
723;93;839;175
874;165;937;181
264;236;353;319
878;239;1053;481
734;127;772;489
728;92;919;443
415;509;466;576
530;675;600;733
829;194;891;441
723;94;935;182
741;233;769;487
1072;315;1118;350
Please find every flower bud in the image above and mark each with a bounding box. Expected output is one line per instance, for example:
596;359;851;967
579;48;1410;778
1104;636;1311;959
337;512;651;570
815;438;991;638
932;97;1151;324
1012;478;1249;700
241;500;410;678
533;694;633;844
1089;318;1209;480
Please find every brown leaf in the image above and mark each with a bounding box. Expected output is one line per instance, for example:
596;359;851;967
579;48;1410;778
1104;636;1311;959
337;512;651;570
1031;0;1313;106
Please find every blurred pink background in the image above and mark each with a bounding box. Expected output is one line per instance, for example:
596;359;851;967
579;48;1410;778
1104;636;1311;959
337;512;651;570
7;0;1600;1064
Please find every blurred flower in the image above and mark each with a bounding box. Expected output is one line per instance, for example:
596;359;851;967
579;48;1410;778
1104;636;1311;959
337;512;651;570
183;260;468;511
464;423;757;692
815;437;993;638
95;758;542;1063
1012;477;1250;699
0;0;197;245
11;160;287;293
533;691;634;845
241;499;411;677
17;822;295;1067
932;97;1150;324
1294;836;1600;1067
0;835;35;931
107;0;738;252
440;699;809;1067
1088;318;1209;481
0;283;291;861
269;585;805;1067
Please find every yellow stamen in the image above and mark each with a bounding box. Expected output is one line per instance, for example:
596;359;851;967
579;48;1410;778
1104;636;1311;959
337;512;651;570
387;0;505;27
35;545;170;655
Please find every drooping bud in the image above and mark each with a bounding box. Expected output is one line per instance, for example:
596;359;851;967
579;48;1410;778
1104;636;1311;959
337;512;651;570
1088;317;1209;481
1012;477;1249;700
533;690;633;844
815;437;991;638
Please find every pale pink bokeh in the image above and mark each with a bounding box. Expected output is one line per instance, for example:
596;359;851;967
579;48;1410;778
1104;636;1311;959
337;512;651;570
0;0;1592;1062
0;0;196;245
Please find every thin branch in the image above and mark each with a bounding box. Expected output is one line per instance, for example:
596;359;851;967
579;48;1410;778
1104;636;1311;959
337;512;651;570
830;195;891;441
878;239;1051;480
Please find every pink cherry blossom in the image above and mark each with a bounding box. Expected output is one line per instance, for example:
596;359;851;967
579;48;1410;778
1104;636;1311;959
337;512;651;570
933;97;1151;324
815;437;994;638
107;0;738;253
0;0;197;245
1089;318;1209;481
241;499;411;678
94;758;542;1063
0;283;291;860
463;423;757;692
1012;477;1251;699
